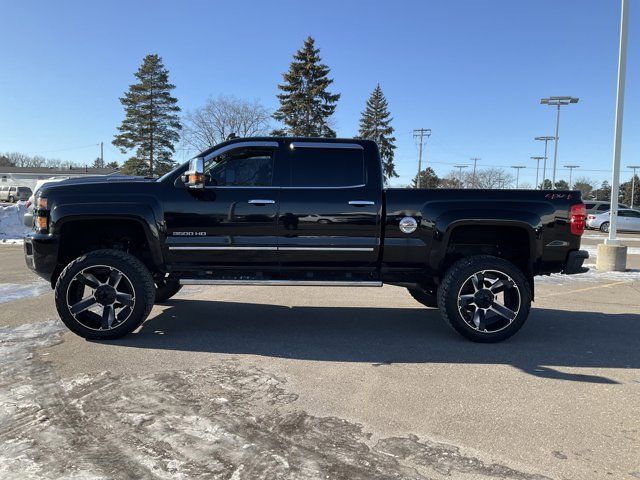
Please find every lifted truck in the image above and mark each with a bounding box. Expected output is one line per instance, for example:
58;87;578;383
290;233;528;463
24;137;588;342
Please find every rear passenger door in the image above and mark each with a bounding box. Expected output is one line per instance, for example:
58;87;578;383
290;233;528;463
277;141;381;269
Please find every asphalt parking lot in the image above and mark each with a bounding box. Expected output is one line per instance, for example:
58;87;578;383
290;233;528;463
1;232;639;480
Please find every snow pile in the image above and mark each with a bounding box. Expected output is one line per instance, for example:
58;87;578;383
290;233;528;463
0;203;30;244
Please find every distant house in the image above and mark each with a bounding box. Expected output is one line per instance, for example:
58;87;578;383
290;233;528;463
0;166;120;189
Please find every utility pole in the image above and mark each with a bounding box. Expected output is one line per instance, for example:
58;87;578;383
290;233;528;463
470;157;480;188
627;165;640;207
530;156;544;189
511;166;526;188
413;128;431;188
535;136;554;187
540;97;579;188
563;165;579;188
453;164;468;189
100;142;104;166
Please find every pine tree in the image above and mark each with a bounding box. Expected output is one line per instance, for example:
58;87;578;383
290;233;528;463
411;167;439;188
358;84;397;181
272;37;340;137
113;54;181;177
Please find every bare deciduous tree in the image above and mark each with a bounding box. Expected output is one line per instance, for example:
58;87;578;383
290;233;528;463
182;95;271;152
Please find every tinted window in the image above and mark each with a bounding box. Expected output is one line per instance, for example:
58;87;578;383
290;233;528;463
290;147;365;187
584;202;595;209
18;187;32;193
628;211;640;218
204;147;274;187
597;204;610;211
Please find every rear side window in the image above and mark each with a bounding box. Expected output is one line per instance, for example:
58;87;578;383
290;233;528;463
584;202;595;209
290;146;365;187
597;204;610;211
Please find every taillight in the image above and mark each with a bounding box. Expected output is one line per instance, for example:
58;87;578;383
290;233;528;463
587;215;596;220
570;203;586;235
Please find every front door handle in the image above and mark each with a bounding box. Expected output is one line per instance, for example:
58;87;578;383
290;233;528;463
348;200;375;206
248;199;275;205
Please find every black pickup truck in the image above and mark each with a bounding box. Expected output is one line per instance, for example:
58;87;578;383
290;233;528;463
24;137;588;342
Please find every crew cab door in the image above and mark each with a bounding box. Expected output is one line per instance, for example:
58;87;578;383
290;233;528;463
277;141;381;269
165;141;281;267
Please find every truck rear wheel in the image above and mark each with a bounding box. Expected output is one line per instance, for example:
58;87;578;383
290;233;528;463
407;285;438;308
437;255;531;343
155;277;182;303
54;249;156;340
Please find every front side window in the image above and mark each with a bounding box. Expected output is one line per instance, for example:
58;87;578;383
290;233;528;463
290;147;365;187
204;147;274;187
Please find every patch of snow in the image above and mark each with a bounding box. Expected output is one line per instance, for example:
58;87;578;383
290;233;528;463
0;282;51;304
538;268;640;285
0;203;30;244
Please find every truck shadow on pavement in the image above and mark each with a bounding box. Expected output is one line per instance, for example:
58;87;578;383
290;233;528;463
111;300;640;384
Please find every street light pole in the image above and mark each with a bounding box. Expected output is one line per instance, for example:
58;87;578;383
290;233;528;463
413;128;431;188
453;165;468;189
627;165;640;208
540;97;579;188
606;0;629;247
535;136;554;188
563;165;579;188
530;157;544;189
511;166;526;188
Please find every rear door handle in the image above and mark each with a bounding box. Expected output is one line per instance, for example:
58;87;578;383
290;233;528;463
248;199;275;205
348;200;375;206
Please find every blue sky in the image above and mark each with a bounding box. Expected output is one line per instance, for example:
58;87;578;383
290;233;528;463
1;0;638;187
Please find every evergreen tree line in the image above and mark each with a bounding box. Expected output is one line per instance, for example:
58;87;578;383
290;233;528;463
112;37;399;180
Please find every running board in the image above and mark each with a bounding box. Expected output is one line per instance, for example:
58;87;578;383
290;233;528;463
179;279;383;287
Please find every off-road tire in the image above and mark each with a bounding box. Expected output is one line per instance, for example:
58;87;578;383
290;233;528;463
407;286;438;308
55;249;155;340
155;278;182;303
437;255;532;343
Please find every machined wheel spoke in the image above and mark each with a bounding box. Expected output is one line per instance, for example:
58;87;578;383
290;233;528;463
471;272;484;291
115;292;134;307
489;301;517;321
459;294;475;307
108;269;123;288
489;279;507;293
101;305;116;329
472;309;486;330
70;296;97;315
79;273;101;289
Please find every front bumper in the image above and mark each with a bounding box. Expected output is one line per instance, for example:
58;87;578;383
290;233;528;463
24;233;59;283
562;249;589;275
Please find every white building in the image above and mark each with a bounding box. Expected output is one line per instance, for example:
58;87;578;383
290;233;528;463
0;166;119;190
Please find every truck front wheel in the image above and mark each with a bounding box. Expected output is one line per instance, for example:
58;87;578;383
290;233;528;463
437;255;531;343
54;249;156;340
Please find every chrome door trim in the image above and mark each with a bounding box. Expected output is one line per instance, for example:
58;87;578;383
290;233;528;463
348;200;375;206
180;279;383;287
169;246;374;252
248;199;276;204
202;141;280;162
168;246;277;251
278;247;375;252
289;142;364;150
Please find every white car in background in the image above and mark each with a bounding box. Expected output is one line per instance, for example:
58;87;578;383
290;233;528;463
586;208;640;233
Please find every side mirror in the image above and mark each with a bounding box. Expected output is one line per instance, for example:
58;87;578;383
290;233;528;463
183;157;205;189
